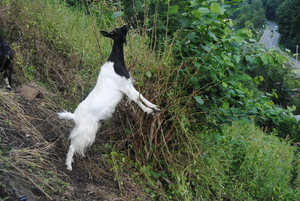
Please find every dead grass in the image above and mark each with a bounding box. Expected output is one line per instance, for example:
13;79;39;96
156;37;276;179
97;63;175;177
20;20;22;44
0;86;153;200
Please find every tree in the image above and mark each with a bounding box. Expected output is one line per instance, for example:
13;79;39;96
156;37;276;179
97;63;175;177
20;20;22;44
252;8;266;28
250;0;266;29
245;20;255;33
122;0;185;51
251;0;263;11
276;0;300;52
261;0;285;21
232;0;265;32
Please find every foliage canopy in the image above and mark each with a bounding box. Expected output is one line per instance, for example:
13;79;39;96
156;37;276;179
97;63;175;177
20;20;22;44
276;0;300;52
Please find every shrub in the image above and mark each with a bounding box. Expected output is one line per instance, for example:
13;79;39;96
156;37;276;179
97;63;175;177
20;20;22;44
274;116;300;143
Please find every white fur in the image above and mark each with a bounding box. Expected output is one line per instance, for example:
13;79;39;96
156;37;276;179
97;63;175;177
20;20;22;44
58;61;159;170
4;77;12;89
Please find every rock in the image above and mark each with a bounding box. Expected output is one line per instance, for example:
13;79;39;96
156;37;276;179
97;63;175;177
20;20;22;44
17;86;40;100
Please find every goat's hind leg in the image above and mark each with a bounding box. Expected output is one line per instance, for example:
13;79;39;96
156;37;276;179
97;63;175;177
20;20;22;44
66;145;75;170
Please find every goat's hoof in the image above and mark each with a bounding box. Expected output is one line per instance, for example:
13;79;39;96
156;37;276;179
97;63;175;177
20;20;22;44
144;108;154;115
65;164;73;171
144;106;160;115
151;106;160;113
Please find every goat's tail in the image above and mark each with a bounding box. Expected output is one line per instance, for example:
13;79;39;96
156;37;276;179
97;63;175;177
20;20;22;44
58;111;74;121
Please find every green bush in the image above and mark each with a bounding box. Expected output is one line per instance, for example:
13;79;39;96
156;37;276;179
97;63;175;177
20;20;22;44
176;121;300;200
110;121;300;200
221;122;298;200
274;116;300;143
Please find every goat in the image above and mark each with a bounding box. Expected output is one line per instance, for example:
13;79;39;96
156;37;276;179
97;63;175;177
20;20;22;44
0;36;13;89
58;25;160;170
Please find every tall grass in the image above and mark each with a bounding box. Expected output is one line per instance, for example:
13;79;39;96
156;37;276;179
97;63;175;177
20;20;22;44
2;0;130;105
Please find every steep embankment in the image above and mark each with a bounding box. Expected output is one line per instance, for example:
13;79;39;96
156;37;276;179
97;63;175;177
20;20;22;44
1;0;300;200
0;88;136;200
0;1;155;200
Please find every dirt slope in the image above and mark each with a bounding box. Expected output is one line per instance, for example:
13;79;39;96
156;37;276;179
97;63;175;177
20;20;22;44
0;84;150;201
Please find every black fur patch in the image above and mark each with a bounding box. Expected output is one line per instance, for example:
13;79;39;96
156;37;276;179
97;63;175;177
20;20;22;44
101;25;130;79
107;41;130;79
113;61;130;79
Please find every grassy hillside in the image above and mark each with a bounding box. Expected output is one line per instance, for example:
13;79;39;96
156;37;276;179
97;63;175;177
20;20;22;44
0;0;299;200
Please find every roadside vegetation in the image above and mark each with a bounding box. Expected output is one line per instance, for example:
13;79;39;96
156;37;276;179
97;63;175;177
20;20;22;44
233;0;300;54
0;0;300;200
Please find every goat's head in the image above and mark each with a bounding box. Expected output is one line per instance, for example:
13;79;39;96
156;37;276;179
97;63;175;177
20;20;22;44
100;25;128;44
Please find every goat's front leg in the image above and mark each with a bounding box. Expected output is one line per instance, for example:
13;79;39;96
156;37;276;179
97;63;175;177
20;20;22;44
122;83;160;114
2;70;12;90
4;77;12;90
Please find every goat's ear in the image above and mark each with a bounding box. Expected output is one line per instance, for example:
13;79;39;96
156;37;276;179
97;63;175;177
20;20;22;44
100;31;111;38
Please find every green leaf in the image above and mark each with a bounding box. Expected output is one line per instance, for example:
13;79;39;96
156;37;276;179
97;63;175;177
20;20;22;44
194;96;204;105
189;77;200;89
216;114;227;122
198;7;210;14
268;56;276;65
210;71;219;82
188;32;197;41
233;55;241;63
245;55;256;64
168;5;179;14
222;82;228;88
208;31;218;41
258;76;264;81
260;55;269;65
193;61;201;68
277;55;287;64
202;45;210;52
235;29;253;42
253;76;264;84
222;101;229;110
112;12;123;19
210;2;222;13
144;71;152;78
225;61;234;66
230;108;240;114
261;96;272;103
235;36;245;42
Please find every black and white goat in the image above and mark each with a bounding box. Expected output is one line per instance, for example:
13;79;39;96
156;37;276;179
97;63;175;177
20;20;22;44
0;36;13;89
58;25;160;170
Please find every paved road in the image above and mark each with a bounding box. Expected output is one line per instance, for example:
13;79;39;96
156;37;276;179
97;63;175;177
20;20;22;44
259;21;280;49
259;21;300;68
